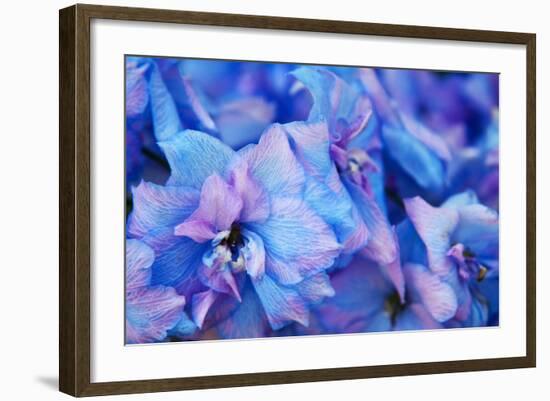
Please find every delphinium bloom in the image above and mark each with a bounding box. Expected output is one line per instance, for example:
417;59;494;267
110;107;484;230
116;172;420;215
288;67;403;295
125;239;191;343
358;68;453;204
294;68;397;264
128;126;340;339
399;191;498;326
125;57;177;192
298;255;448;335
376;69;499;209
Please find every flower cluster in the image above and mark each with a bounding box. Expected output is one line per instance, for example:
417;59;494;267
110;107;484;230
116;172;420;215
125;57;499;343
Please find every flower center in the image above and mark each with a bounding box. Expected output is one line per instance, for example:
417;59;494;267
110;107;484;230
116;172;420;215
221;223;244;263
205;224;247;273
384;290;405;326
332;144;378;178
447;243;488;282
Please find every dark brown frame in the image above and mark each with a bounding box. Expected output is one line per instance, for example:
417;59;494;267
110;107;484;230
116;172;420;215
59;3;536;397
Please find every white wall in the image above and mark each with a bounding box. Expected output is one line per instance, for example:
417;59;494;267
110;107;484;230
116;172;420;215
0;0;545;399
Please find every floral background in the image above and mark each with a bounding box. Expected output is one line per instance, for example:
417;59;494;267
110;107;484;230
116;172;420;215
124;56;499;344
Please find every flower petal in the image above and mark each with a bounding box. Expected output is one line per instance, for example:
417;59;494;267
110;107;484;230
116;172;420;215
358;68;400;126
284;120;332;179
291;67;355;129
454;281;473;322
308;256;392;334
454;204;499;258
290;67;337;122
173;220;217;243
404;196;459;277
228;160;270;223
216;97;275;149
175;174;243;242
398;111;452;162
238;124;305;196
181;76;217;132
382;124;446;193
242;229;266;280
149;63;182;141
303;176;368;255
126;61;149;117
247;197;340;285
126;239;154;290
442;190;479;209
191;289;218;329
252;274;309;330
128;181;200;238
404;263;458;322
394;303;442;331
396;219;428;266
143;228;208;295
382;238;406;304
345;179;398;265
295;272;335;305
215;282;269;339
159;130;235;189
198;263;242;301
467;291;490;327
126;285;186;344
168;311;197;338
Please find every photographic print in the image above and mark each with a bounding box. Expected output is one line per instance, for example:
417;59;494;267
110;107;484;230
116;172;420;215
124;56;499;344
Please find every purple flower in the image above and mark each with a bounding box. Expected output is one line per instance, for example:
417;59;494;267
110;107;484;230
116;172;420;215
128;126;340;337
299;256;444;334
358;68;452;197
125;239;188;344
400;191;498;325
376;68;500;209
289;67;403;294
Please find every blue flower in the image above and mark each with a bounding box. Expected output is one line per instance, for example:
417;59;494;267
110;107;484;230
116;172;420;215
288;67;403;295
125;239;191;343
400;191;498;326
297;256;444;334
127;126;341;337
353;68;454;200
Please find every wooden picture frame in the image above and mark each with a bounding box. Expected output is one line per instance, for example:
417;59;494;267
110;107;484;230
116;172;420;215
59;3;536;397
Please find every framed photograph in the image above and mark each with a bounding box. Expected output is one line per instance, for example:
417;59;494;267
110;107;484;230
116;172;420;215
59;4;536;397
